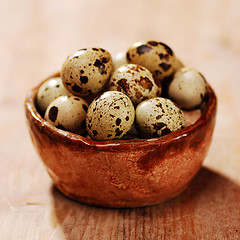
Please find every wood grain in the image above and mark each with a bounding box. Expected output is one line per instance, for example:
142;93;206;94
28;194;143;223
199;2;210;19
0;0;240;239
49;168;240;239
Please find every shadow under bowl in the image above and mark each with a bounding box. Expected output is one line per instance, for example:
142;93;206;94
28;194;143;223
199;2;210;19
25;73;217;208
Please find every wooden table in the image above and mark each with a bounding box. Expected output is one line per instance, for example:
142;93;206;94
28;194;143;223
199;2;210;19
1;0;240;239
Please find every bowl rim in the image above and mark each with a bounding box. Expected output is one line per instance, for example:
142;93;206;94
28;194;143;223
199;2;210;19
25;72;217;151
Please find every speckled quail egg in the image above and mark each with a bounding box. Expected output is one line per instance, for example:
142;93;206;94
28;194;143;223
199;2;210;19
86;91;135;141
44;96;88;134
174;57;184;72
160;57;185;97
61;48;114;97
36;77;71;114
126;41;179;83
168;67;208;109
109;64;161;106
113;51;127;70
135;97;185;138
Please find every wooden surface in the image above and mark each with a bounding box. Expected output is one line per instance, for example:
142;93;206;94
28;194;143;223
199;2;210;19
1;0;240;239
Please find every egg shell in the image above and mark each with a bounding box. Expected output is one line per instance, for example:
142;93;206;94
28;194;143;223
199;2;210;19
61;48;114;97
86;91;135;141
174;57;184;72
126;41;178;82
36;77;71;114
168;68;208;109
113;51;127;70
135;97;185;138
160;57;185;97
109;64;161;106
44;96;88;134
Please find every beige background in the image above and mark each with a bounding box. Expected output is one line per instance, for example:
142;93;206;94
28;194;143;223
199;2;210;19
0;0;240;239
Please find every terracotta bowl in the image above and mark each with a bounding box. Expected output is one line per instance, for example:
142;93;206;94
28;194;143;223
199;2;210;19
25;73;217;208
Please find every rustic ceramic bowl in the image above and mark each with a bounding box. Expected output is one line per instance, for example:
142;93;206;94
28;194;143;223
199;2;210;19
25;73;217;208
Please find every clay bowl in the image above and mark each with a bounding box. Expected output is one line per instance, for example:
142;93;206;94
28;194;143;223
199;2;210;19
25;73;217;208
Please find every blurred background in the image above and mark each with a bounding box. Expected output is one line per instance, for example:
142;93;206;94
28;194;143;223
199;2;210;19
1;0;240;87
0;0;240;238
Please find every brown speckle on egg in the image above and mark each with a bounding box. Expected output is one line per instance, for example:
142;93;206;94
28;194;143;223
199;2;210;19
136;45;152;55
115;129;123;137
116;79;130;92
135;76;153;90
93;59;107;75
158;53;169;60
116;118;121;126
80;76;88;84
159;63;171;71
153;122;171;136
147;41;159;46
71;84;82;93
49;106;58;122
93;130;98;136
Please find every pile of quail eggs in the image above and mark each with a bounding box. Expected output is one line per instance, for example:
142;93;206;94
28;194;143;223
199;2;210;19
36;41;208;141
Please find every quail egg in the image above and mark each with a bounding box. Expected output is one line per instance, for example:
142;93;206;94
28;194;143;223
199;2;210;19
109;64;161;106
86;91;135;141
113;51;127;70
126;41;178;83
168;68;208;109
61;48;114;97
36;77;71;114
174;57;184;71
135;97;185;138
44;96;88;134
160;57;185;97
